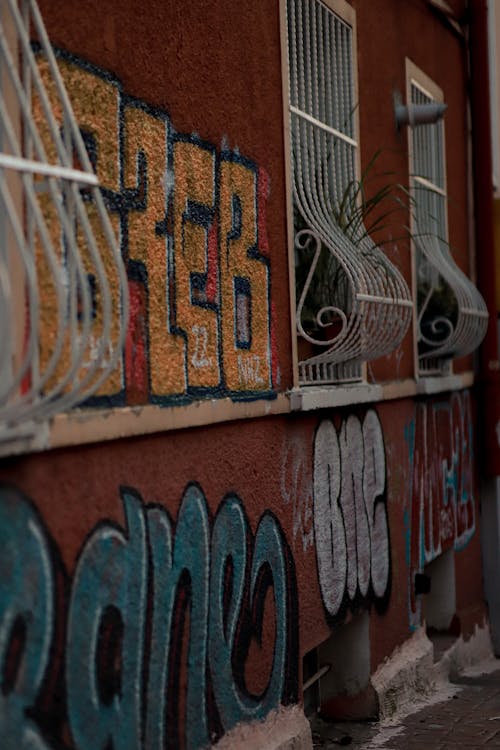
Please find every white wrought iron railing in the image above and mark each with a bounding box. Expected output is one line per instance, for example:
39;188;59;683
410;81;488;375
0;0;128;441
287;0;413;386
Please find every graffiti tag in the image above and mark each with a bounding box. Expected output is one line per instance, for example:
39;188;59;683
406;390;475;629
34;50;274;407
313;410;391;620
0;484;298;749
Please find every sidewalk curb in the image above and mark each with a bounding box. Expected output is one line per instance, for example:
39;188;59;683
210;624;493;750
211;705;313;750
371;621;493;720
371;627;435;719
432;621;494;681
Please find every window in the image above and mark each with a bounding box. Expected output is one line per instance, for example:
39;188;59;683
407;61;488;376
285;0;412;387
0;0;128;440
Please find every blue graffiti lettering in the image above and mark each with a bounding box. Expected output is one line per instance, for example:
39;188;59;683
0;487;54;749
0;484;298;749
145;485;211;750
66;488;148;750
209;499;290;729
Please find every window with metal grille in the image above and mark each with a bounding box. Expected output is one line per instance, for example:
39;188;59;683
0;0;129;443
409;70;488;376
286;0;412;387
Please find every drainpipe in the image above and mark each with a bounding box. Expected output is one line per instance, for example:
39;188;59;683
468;0;500;654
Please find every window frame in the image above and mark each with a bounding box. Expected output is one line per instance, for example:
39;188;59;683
283;0;362;388
281;0;413;397
405;58;488;379
406;59;449;377
281;0;359;389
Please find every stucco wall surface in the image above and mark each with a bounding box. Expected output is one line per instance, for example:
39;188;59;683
0;0;487;747
0;390;485;747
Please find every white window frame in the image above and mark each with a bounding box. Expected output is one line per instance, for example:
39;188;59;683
282;0;413;395
406;59;488;378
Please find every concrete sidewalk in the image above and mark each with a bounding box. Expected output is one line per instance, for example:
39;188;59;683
311;661;500;749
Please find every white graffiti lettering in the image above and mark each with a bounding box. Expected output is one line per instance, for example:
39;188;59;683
237;353;264;386
313;410;390;619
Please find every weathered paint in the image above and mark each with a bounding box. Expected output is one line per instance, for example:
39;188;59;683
280;427;314;552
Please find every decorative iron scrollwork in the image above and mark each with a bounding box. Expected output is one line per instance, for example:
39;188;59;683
287;0;412;386
0;0;129;436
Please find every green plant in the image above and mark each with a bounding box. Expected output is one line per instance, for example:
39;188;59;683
331;149;409;245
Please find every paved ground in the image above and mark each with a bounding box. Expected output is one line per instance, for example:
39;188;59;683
310;664;500;749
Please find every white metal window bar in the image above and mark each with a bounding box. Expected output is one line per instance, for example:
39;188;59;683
410;80;488;376
286;0;412;386
0;0;128;441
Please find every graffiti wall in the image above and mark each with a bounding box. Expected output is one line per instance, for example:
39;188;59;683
0;406;393;748
0;482;298;749
313;410;391;622
0;392;486;742
33;49;276;408
406;390;476;629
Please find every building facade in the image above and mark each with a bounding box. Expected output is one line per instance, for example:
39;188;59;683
0;0;494;747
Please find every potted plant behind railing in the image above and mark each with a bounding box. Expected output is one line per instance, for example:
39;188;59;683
294;150;411;362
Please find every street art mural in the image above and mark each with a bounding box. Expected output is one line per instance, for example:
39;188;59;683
33;48;275;408
0;484;298;749
312;409;391;621
406;390;476;629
